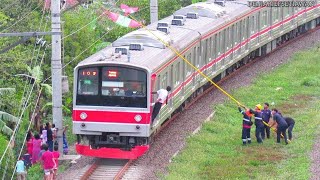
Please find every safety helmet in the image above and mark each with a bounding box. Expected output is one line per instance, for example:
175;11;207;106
256;104;263;110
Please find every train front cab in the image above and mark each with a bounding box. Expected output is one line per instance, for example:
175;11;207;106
72;63;152;159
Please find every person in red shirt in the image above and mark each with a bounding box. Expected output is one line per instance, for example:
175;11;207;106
41;144;55;180
52;146;60;180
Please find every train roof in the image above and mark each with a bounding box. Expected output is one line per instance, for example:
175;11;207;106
77;0;251;72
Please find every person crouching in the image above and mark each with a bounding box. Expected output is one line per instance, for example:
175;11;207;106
238;106;253;145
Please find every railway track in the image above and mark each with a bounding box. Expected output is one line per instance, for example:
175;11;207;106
79;159;132;180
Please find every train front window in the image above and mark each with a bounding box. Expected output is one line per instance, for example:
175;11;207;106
76;66;147;108
77;67;99;95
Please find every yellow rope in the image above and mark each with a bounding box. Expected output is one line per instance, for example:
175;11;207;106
129;15;246;108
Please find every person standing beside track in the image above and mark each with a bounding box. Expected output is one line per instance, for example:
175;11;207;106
151;86;171;127
261;103;272;139
270;108;289;145
238;106;253;145
250;104;264;144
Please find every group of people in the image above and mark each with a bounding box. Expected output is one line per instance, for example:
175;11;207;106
238;102;295;145
16;123;70;180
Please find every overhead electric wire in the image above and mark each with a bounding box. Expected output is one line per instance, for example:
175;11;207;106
1;5;40;33
42;27;114;84
0;44;48;166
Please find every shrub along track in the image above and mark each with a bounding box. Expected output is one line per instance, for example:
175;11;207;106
58;28;320;179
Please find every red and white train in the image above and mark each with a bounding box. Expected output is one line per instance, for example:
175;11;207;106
73;0;320;159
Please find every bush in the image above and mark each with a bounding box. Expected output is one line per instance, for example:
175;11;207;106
302;76;320;87
27;163;42;180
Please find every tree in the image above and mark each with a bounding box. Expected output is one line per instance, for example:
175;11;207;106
0;88;18;136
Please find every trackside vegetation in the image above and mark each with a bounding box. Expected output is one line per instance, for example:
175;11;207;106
165;46;320;179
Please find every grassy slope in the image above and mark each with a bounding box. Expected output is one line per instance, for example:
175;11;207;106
165;47;320;179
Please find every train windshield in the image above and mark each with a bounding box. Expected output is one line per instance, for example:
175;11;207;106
77;66;147;108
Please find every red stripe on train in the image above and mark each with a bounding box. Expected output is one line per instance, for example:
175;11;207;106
73;110;151;124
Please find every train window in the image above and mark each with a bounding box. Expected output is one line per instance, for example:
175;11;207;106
233;24;237;45
101;67;147;97
212;35;216;59
76;66;147;108
216;33;221;55
197;46;200;67
193;47;196;68
283;7;289;18
174;62;180;86
251;16;256;34
221;30;225;53
241;19;246;40
161;72;167;89
77;67;99;95
261;11;268;28
229;27;232;48
225;28;229;50
209;38;212;60
187;53;192;76
272;7;279;22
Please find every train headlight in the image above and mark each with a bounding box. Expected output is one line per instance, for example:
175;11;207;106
80;112;87;120
134;115;142;122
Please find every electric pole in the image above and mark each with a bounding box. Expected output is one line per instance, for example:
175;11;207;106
51;0;64;155
150;0;158;23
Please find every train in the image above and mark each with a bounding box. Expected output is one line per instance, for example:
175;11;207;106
73;0;320;159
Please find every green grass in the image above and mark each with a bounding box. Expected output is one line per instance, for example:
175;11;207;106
165;47;320;179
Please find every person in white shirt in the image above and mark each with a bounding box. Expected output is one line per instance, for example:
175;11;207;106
151;86;171;125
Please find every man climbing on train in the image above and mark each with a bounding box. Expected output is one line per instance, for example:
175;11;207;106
238;106;253;145
151;86;172;127
249;104;264;144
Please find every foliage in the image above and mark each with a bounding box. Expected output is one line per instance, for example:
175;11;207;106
27;163;42;180
0;0;210;177
166;47;320;179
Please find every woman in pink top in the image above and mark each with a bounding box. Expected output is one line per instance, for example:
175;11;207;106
52;146;60;180
31;134;42;164
26;131;34;155
41;144;55;180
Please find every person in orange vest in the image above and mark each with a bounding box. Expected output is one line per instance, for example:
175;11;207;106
238;107;253;145
250;104;264;143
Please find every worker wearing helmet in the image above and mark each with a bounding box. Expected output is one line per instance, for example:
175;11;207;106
238;106;253;145
261;103;272;139
270;108;289;144
249;104;264;143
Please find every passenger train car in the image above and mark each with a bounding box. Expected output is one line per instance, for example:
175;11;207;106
73;0;320;159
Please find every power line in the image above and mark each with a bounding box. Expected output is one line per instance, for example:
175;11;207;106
0;45;48;166
42;27;114;84
1;5;40;33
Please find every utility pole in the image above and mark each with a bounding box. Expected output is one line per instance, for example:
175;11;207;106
150;0;158;23
52;0;63;155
